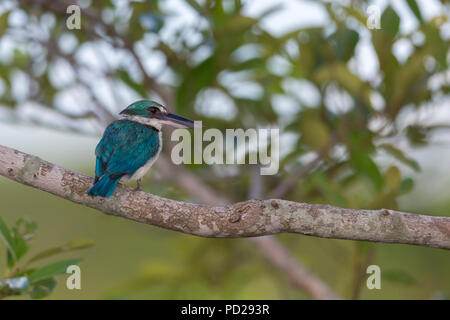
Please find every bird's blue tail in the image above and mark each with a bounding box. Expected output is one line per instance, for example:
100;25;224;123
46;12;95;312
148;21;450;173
87;175;120;197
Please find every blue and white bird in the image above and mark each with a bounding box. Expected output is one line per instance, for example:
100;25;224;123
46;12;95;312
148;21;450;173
87;100;194;197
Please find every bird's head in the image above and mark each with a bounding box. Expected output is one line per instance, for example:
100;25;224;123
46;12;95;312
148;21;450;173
119;100;194;130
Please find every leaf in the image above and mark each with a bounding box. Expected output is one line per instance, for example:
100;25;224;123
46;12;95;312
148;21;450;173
28;277;57;299
222;15;257;33
424;23;449;69
314;63;371;106
388;46;431;115
0;216;17;266
379;143;420;171
26;238;94;265
381;6;400;38
11;237;27;263
405;0;423;23
13;48;29;69
0;11;10;37
27;258;81;283
66;238;95;249
10;218;37;261
385;166;401;192
331;28;359;62
350;153;383;191
128;1;152;41
399;178;414;194
299;110;330;150
383;269;416;285
406;125;428;146
176;57;217;112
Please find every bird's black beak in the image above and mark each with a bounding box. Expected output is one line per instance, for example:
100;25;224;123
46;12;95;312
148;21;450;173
160;113;195;129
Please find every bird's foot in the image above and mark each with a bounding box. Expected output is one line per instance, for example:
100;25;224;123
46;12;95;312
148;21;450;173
134;179;142;192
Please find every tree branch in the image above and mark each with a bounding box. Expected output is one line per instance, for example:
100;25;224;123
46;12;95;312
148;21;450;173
1;144;449;250
156;156;340;299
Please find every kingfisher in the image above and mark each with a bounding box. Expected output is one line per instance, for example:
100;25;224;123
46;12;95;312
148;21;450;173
87;100;194;197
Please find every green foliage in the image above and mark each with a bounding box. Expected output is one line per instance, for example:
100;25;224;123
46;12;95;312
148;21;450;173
406;0;423;23
3;2;446;207
0;217;93;299
105;238;288;299
0;0;449;299
0;10;10;37
383;269;417;286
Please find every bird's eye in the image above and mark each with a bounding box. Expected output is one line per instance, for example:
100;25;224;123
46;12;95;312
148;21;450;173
149;107;158;114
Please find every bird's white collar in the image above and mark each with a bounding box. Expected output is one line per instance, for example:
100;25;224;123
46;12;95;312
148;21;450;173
121;115;162;130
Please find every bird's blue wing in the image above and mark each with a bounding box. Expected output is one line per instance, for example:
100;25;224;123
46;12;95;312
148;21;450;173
95;120;160;180
94;157;104;183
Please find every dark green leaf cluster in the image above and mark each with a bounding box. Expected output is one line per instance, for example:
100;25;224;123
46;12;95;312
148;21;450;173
0;217;93;299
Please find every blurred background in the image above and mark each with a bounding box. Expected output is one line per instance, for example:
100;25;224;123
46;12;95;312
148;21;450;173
0;0;449;299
